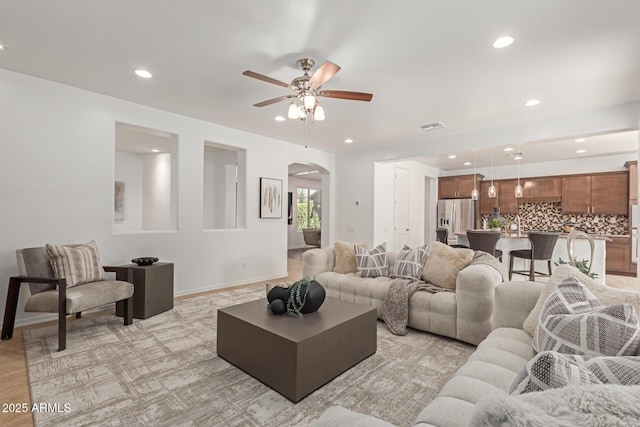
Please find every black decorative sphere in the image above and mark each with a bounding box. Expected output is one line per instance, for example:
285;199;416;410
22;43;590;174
269;299;286;315
266;280;326;316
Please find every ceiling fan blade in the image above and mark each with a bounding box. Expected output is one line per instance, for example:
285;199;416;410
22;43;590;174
242;70;290;88
253;95;294;107
308;61;341;88
317;90;373;102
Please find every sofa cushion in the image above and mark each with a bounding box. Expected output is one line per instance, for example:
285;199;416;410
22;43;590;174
333;240;369;274
355;242;389;278
391;244;428;280
523;265;640;336
421;241;473;289
533;276;640;356
45;240;106;287
509;351;640;395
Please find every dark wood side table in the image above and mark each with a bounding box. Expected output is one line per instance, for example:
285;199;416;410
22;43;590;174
116;262;174;319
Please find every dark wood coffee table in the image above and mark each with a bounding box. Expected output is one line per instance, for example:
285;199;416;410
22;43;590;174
217;297;377;402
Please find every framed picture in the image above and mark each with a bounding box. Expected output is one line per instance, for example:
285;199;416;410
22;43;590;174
260;177;282;218
114;181;125;221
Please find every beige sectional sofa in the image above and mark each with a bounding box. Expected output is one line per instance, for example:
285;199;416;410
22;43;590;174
312;265;640;427
302;246;503;346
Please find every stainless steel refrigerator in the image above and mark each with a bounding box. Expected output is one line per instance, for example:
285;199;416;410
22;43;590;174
437;199;475;245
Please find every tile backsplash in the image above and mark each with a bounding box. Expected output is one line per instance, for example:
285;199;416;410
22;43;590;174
481;202;629;235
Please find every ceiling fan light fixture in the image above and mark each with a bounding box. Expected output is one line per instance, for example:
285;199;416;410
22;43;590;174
313;105;325;121
288;102;299;119
303;94;316;110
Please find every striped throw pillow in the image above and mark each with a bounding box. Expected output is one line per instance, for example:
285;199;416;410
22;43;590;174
45;240;107;287
355;242;389;278
533;276;640;356
391;244;428;280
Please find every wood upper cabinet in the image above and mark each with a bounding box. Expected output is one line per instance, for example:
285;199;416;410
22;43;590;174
591;173;628;214
522;177;562;201
626;161;637;201
438;174;483;199
497;179;519;214
562;172;628;215
479;181;499;214
562;175;591;213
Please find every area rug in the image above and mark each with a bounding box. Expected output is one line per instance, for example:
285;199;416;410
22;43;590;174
23;285;475;427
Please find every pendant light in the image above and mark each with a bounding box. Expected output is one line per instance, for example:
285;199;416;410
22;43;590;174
488;150;497;198
471;152;479;200
515;157;523;198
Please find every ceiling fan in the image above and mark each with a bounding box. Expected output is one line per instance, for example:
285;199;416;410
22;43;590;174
242;58;373;121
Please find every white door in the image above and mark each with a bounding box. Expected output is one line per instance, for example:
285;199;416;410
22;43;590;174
393;167;410;250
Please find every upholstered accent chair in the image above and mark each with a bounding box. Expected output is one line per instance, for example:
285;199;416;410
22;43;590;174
303;228;321;248
1;244;134;351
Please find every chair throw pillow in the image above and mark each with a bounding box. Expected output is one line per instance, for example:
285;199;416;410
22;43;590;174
421;241;473;289
523;264;640;336
533;276;640;356
45;240;107;287
509;351;640;395
391;244;428;280
355;242;389;278
333;240;369;274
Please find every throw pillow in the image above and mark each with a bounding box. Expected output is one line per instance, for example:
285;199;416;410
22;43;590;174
421;241;473;289
533;276;640;356
45;240;107;287
333;240;369;274
355;242;389;278
509;351;640;395
523;264;640;336
391;244;428;280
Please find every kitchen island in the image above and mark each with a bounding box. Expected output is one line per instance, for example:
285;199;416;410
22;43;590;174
456;231;609;283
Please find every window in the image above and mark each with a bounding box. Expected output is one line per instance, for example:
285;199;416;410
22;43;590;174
297;188;321;230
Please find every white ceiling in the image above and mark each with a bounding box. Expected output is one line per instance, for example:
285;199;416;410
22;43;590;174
1;1;639;159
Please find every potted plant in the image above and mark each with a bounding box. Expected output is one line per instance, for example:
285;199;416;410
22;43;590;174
488;217;502;231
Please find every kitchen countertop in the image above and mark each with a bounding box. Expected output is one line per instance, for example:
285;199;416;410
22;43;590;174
457;230;615;240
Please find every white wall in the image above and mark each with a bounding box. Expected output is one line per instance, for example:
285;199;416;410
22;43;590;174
203;149;239;229
287;176;322;249
335;102;640;243
142;152;174;230
0;68;335;327
114;152;143;232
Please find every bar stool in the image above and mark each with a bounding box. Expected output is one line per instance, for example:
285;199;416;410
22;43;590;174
436;228;448;243
509;231;560;281
466;230;503;260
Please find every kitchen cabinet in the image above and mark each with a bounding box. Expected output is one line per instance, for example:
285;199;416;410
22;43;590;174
562;172;628;215
521;177;561;201
626;161;637;201
438;174;483;199
497;179;519;214
479;181;499;214
606;236;631;274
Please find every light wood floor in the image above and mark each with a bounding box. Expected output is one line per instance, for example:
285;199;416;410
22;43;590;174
0;249;635;426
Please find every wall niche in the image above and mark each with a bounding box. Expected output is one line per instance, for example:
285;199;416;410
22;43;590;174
113;122;178;233
203;141;246;230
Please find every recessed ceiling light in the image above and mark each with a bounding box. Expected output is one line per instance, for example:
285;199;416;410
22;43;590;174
464;162;471;166
0;44;5;50
274;116;285;122
344;138;353;144
576;149;587;154
135;69;152;79
151;149;160;153
492;36;514;49
448;155;457;159
573;138;587;143
503;147;514;152
513;155;524;160
525;99;541;107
